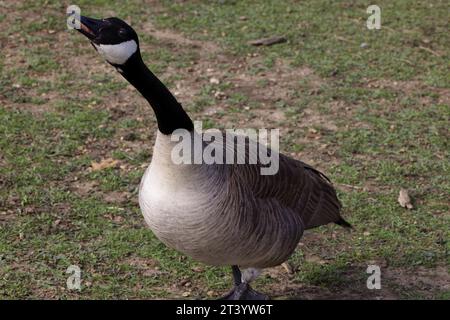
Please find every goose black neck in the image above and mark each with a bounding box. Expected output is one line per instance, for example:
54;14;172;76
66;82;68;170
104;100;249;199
118;54;193;135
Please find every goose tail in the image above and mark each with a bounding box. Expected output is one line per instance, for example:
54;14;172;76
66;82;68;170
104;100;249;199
301;164;352;230
335;217;353;229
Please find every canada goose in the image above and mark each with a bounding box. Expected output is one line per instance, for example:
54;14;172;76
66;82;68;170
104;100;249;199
76;15;351;300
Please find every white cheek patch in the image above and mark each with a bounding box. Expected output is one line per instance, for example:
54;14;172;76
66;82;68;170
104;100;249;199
94;40;138;65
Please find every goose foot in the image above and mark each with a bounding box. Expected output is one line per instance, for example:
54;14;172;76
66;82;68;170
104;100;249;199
218;265;270;300
219;282;270;300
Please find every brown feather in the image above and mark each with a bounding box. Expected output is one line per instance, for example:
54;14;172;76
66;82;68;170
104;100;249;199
225;134;348;231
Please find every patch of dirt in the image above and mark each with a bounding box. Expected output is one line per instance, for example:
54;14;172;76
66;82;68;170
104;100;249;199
70;180;99;197
102;191;131;204
143;22;221;54
384;265;450;295
263;263;449;300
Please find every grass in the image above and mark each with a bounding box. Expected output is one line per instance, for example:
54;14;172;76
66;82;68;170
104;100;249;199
0;0;448;299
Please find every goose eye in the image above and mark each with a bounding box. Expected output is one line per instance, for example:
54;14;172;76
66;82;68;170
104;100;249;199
118;28;127;38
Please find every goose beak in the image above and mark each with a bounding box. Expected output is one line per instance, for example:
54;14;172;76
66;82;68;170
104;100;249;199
77;16;105;42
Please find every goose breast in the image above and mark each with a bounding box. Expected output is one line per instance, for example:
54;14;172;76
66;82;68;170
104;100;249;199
138;132;304;268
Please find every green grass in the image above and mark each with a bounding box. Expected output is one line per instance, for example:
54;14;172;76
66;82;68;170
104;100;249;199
0;0;448;299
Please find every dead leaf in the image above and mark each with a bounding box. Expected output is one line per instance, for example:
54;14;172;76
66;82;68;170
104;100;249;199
398;189;413;209
281;262;295;274
52;219;61;227
90;158;119;171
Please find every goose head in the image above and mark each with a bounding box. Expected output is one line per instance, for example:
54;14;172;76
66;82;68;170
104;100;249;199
77;16;140;66
76;15;194;134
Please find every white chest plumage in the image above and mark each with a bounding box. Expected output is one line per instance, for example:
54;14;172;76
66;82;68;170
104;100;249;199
139;132;229;263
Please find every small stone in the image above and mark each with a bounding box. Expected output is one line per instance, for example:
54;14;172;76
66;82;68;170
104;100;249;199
214;91;226;100
209;77;220;85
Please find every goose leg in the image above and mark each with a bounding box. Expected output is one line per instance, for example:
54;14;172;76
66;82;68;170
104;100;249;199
218;266;270;300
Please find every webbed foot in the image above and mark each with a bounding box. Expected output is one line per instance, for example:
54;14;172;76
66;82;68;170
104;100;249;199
219;282;269;300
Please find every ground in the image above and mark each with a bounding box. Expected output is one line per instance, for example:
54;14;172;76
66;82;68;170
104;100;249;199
0;0;448;299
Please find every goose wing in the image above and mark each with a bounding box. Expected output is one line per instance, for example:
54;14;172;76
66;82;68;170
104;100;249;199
218;133;350;230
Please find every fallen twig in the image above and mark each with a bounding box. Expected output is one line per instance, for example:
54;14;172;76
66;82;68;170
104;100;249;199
248;36;287;46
